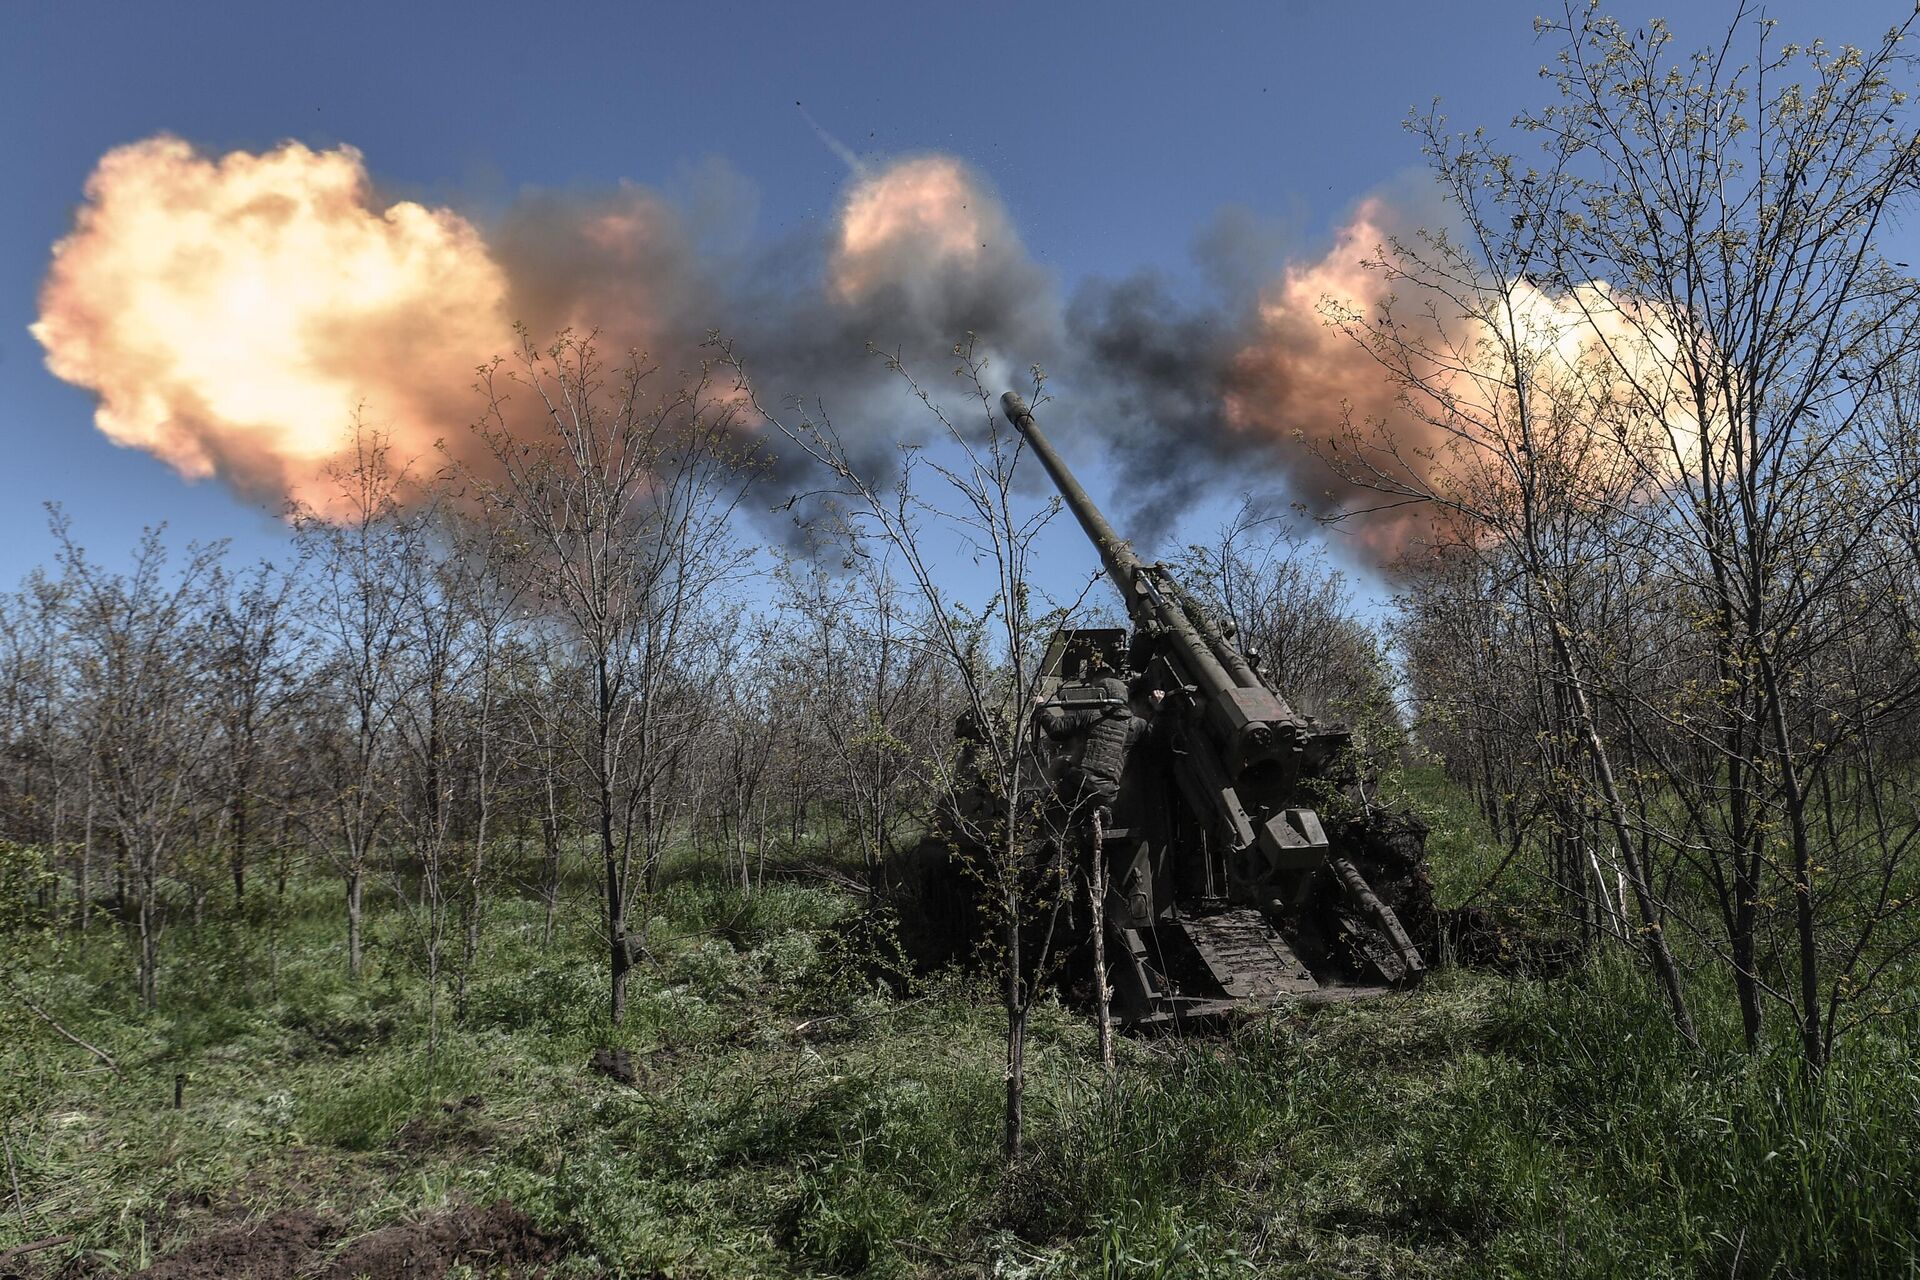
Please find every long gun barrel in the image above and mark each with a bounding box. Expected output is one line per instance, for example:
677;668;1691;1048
1000;391;1144;594
1002;392;1269;708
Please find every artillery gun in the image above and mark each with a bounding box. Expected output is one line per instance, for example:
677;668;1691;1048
894;393;1434;1029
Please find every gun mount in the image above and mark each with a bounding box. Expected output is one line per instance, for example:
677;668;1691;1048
892;393;1434;1030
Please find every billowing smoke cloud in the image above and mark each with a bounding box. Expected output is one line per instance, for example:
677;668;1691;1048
1070;197;1704;560
1066;198;1430;556
491;184;712;361
1224;198;1438;555
33;137;1065;523
730;154;1060;491
31;137;511;511
34;133;1674;562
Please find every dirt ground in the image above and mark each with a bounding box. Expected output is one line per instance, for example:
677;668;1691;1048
112;1200;567;1280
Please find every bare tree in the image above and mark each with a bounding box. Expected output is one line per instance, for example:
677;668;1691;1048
384;487;465;1061
698;612;782;892
471;332;754;1024
1526;4;1920;1071
733;338;1082;1164
506;634;584;948
446;507;523;1017
0;570;81;917
1324;113;1703;1047
53;518;221;1009
294;427;420;979
774;557;948;874
1340;5;1920;1067
202;560;304;913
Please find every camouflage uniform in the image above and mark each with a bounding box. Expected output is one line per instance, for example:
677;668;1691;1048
1035;676;1144;815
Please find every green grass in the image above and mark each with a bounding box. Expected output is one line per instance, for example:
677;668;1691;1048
4;835;1919;1277
1394;762;1511;907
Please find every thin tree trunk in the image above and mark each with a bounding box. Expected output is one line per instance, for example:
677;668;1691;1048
1732;853;1762;1050
1551;618;1698;1050
1089;807;1114;1078
137;848;158;1011
78;777;95;931
346;864;365;979
48;778;65;915
541;813;561;948
424;922;441;1088
275;808;291;900
460;678;493;1020
755;790;769;893
539;733;563;947
231;787;248;911
604;781;629;1024
1758;650;1824;1074
1003;851;1025;1163
1724;674;1763;1049
1480;747;1503;844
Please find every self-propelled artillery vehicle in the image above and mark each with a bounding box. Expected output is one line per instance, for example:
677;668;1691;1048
895;392;1435;1030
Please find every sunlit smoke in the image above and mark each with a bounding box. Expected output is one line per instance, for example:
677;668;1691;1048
1064;198;1432;557
1215;199;1706;560
490;183;701;362
31;136;510;512
736;151;1058;496
830;156;1000;305
33;134;1700;565
1223;199;1423;555
33;138;1048;521
1492;276;1706;477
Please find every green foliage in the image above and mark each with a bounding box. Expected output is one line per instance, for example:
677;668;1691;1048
0;838;59;942
467;948;606;1038
4;836;1919;1278
1397;762;1521;906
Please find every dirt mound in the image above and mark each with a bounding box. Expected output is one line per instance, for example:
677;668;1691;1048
321;1201;565;1278
589;1046;637;1084
389;1094;492;1156
134;1210;332;1280
130;1200;566;1280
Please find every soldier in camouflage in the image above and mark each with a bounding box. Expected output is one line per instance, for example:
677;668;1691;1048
1033;675;1147;819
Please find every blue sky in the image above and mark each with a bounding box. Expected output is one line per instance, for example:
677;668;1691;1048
3;0;1913;600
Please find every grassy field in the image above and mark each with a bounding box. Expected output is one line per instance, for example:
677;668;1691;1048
3;791;1919;1277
